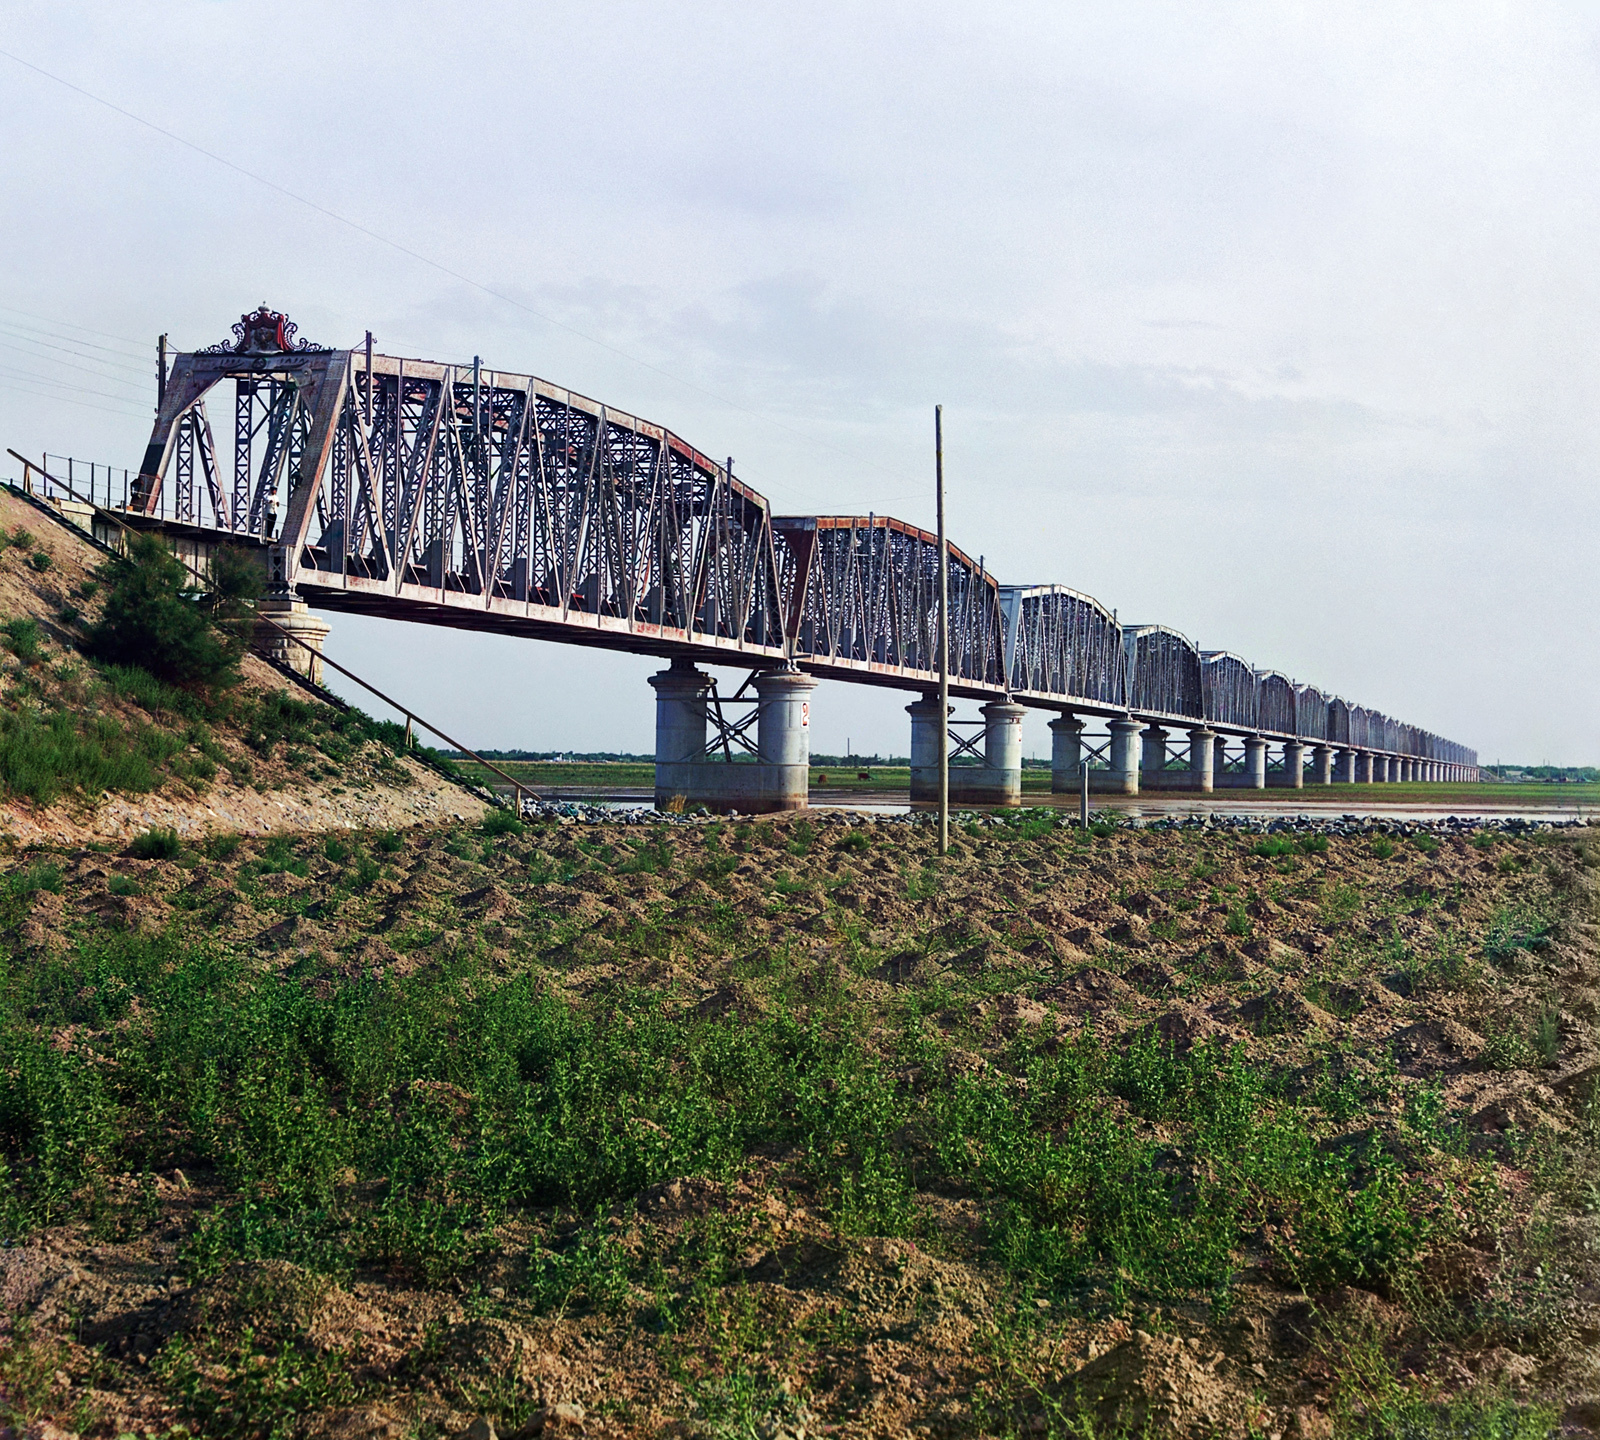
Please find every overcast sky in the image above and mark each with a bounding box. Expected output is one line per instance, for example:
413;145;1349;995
1;3;1595;764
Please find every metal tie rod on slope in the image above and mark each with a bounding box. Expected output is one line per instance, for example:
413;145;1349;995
7;447;531;813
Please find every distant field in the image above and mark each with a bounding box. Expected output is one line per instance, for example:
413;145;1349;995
454;758;1598;805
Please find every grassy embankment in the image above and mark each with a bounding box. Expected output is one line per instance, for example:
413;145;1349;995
0;811;1594;1438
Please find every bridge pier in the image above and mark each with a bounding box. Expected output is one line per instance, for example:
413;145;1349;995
1188;726;1215;792
1091;716;1143;795
1140;726;1169;790
908;696;1024;806
1246;735;1267;788
974;701;1026;806
650;659;817;813
1273;741;1305;788
1358;752;1374;784
1335;749;1357;784
1049;714;1084;793
254;595;331;685
1312;744;1334;786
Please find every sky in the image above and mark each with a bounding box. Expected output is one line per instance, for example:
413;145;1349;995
0;2;1595;765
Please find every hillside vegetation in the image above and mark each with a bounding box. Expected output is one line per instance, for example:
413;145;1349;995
1;808;1595;1439
0;487;482;842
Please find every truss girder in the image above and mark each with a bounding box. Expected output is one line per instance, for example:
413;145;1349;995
125;337;1477;764
1001;585;1125;707
772;516;1005;689
1123;625;1204;721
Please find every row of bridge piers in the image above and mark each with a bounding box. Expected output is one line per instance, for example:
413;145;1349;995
649;660;1479;813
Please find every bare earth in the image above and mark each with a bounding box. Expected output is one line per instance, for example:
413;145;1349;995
1;810;1595;1440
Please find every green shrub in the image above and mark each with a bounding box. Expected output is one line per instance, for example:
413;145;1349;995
107;874;140;897
1484;905;1550;963
1225;902;1253;938
256;836;308;878
1296;834;1330;855
128;827;182;861
85;533;244;690
1412;833;1440;854
205;833;242;861
374;829;404;854
1252;836;1294;858
1370;837;1396;859
323;836;351;864
27;551;51;573
480;807;524;838
7;861;62;898
1471;830;1498;850
4;617;41;663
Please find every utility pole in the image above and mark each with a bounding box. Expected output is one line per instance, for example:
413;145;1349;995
936;405;949;856
156;333;168;411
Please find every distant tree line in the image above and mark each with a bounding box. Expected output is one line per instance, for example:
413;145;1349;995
1483;764;1599;783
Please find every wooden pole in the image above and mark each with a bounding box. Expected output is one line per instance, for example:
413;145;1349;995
936;405;949;856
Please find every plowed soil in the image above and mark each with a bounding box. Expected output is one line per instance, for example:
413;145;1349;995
1;812;1596;1440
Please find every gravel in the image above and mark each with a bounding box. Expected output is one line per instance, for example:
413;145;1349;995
509;794;1592;837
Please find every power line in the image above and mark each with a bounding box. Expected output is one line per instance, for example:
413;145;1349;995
0;45;926;502
0;301;151;352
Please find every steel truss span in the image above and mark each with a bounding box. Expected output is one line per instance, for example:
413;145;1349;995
126;310;1476;765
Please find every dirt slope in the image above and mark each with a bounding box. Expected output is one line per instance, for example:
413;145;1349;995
0;485;485;843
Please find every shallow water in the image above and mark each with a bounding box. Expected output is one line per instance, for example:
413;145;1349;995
527;787;1595;823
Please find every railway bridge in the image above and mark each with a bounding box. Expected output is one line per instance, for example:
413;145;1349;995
57;307;1479;810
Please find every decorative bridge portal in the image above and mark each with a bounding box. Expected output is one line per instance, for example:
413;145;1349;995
105;308;1477;809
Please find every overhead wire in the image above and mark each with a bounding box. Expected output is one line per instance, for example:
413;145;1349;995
0;45;926;508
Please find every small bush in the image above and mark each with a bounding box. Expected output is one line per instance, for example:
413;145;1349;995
1370;837;1396;859
1252;836;1295;858
4;617;41;663
85;533;245;690
1225;902;1252;938
1296;834;1330;855
128;827;182;861
480;807;524;838
323;835;352;863
205;833;242;861
1412;833;1440;854
837;828;872;853
107;874;140;897
7;861;62;897
27;551;52;573
256;836;309;877
1484;905;1550;963
1471;830;1498;850
1534;1007;1561;1067
374;829;404;854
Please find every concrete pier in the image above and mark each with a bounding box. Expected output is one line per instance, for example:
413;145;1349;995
1336;749;1357;784
1094;716;1143;795
1359;752;1374;784
1273;741;1305;789
1049;714;1084;793
907;696;945;804
255;595;331;685
972;700;1027;806
1246;735;1267;789
1312;744;1333;786
754;669;819;810
651;660;817;812
1141;726;1169;787
909;697;1025;805
1188;726;1215;793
